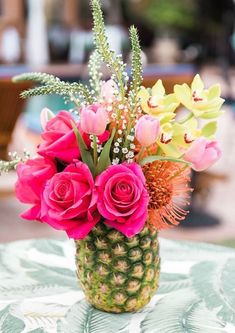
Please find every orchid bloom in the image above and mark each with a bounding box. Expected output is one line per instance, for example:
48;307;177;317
157;118;201;158
174;74;224;119
138;80;179;123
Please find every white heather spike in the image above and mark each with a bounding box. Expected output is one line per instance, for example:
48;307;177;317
40;108;55;130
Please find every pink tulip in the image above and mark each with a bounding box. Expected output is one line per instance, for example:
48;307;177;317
40;108;55;130
80;104;108;136
184;137;221;171
135;115;160;147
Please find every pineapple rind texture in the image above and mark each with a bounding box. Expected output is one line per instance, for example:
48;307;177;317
75;222;160;313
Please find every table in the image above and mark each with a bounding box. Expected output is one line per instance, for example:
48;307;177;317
0;238;234;333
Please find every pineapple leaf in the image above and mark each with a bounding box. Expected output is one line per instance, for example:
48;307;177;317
57;299;130;333
140;289;226;333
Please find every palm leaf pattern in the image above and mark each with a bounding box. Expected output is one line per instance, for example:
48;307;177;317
0;238;235;332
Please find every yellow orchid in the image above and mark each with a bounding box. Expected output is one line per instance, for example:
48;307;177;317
174;74;224;119
157;118;201;158
138;80;179;123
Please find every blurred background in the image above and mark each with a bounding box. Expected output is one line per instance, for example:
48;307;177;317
0;0;235;246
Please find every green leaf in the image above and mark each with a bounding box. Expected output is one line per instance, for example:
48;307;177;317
57;300;130;333
200;110;224;119
158;272;191;294
28;329;47;333
96;129;115;175
140;155;191;166
32;239;65;257
191;259;235;325
28;263;78;289
140;289;226;333
201;121;217;138
72;122;95;176
0;304;25;333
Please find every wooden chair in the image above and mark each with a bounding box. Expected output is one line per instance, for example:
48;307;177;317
143;73;194;93
0;79;33;160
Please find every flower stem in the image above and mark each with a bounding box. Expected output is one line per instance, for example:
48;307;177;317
93;135;98;166
169;164;189;180
179;112;193;124
137;146;145;163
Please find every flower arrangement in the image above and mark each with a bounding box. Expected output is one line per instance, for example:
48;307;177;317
0;0;224;313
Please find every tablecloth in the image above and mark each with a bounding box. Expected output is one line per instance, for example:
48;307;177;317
0;237;235;333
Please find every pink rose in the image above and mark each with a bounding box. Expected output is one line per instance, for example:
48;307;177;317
38;111;80;163
80;104;108;136
95;163;149;237
41;161;100;239
15;157;56;220
184;137;221;171
135;115;160;147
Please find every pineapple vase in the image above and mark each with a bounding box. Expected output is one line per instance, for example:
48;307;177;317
75;222;160;313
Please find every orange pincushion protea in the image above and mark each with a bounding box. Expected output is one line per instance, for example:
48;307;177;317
143;161;192;230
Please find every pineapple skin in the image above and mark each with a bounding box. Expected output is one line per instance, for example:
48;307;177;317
75;222;160;313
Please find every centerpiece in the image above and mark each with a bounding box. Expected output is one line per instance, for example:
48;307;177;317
0;0;224;313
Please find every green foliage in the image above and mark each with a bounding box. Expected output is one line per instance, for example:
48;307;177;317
191;260;235;325
0;304;25;333
140;289;226;333
144;0;196;31
88;50;103;100
13;72;60;85
91;0;127;98
13;72;93;107
57;300;130;333
201;121;217;138
0;159;20;174
140;155;191;166
10;0;142;121
129;26;143;105
72;122;95;176
96;129;116;175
